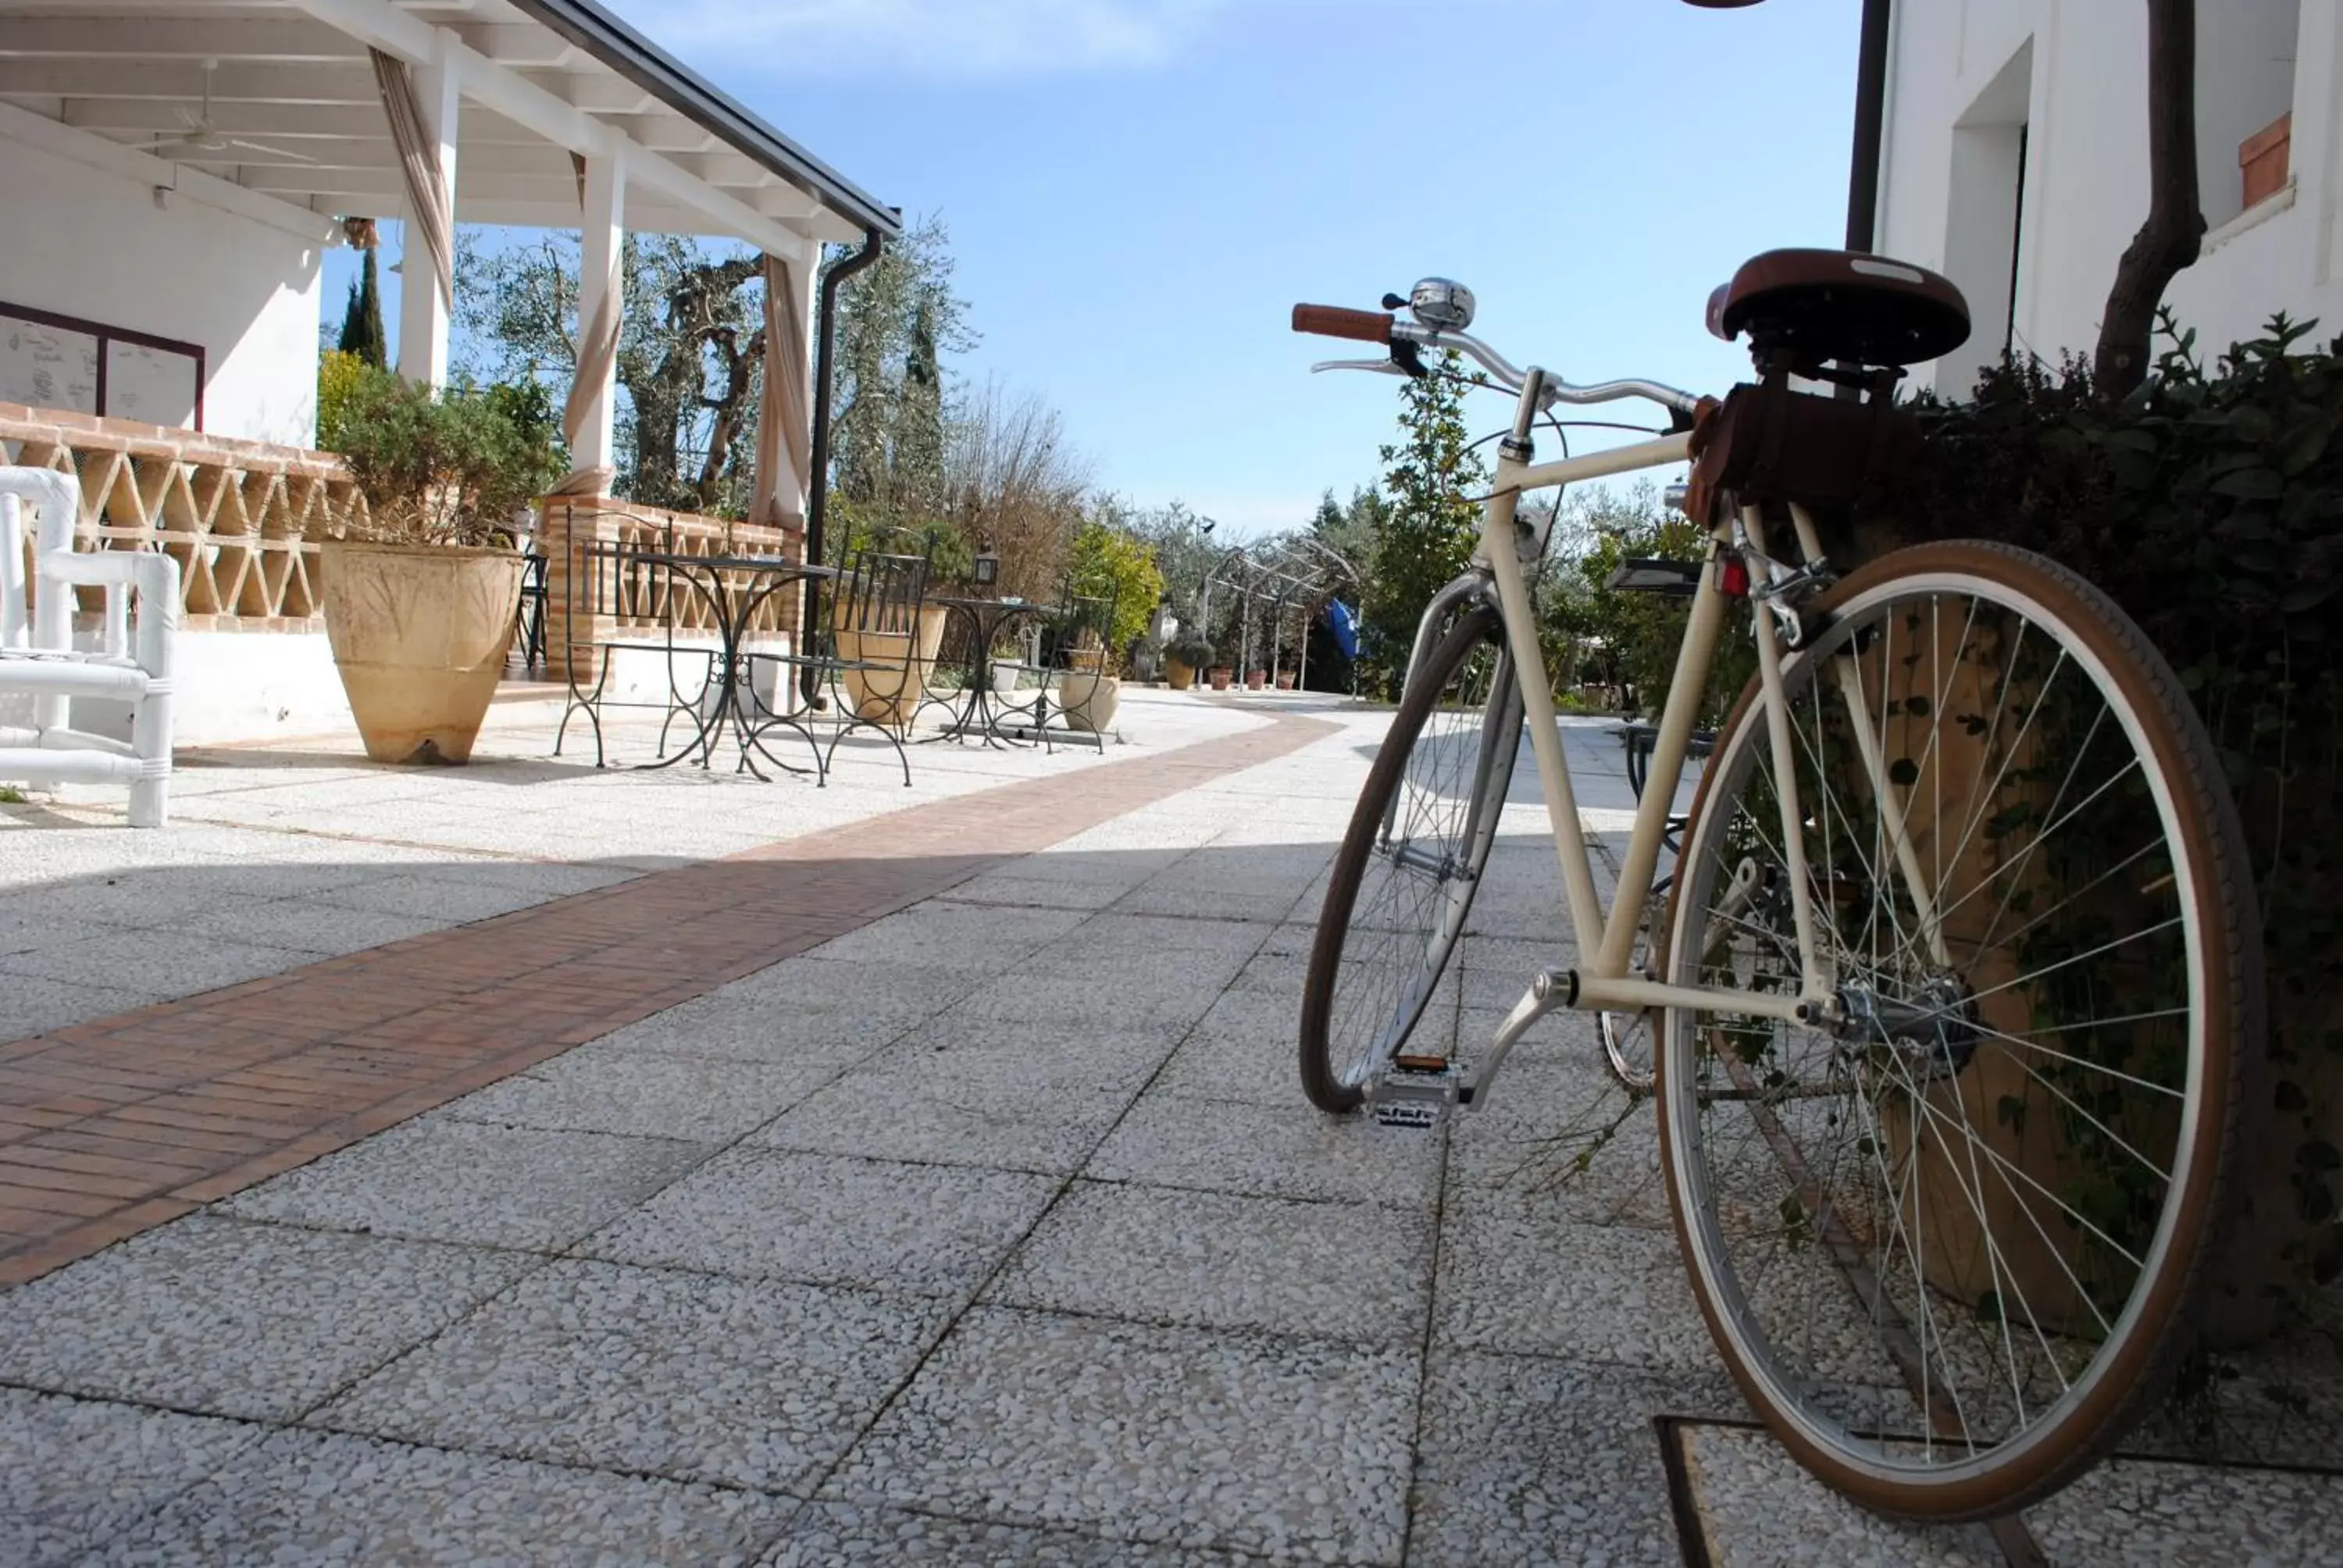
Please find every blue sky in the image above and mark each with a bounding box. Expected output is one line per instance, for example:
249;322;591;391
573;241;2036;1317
333;0;1863;536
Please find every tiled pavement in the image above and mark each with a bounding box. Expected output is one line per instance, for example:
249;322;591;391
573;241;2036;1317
1;693;2339;1565
0;704;1331;1287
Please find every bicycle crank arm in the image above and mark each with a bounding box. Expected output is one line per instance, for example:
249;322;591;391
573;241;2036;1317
1462;968;1579;1110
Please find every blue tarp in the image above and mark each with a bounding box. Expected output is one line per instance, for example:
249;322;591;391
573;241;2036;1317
1324;599;1359;658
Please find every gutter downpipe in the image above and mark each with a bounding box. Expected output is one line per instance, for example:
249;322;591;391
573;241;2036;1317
1835;0;1893;404
802;224;886;701
1846;0;1892;252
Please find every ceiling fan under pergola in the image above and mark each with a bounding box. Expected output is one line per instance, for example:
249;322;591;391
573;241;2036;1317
134;59;313;164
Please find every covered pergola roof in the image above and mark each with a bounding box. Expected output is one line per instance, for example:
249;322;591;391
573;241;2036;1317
0;0;898;249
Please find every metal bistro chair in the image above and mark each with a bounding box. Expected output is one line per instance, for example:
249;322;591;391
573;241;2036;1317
514;549;548;674
1000;574;1118;753
748;543;933;787
554;515;719;768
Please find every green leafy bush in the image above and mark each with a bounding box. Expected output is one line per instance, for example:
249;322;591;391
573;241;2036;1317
1065;517;1164;672
314;349;371;451
1870;316;2343;1312
331;367;568;547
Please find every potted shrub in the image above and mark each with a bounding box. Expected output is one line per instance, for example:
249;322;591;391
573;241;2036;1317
1244;667;1268;690
1275;670;1297;690
323;370;564;764
1164;630;1212;692
1207;664;1232;690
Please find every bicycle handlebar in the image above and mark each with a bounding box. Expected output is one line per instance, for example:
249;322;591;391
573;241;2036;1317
1290;305;1393;344
1291;300;1701;416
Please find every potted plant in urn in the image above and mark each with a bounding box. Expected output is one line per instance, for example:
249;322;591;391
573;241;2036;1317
322;369;564;764
1164;629;1213;692
1055;614;1122;735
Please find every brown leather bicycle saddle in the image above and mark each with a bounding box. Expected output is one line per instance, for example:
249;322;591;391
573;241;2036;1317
1706;248;1970;369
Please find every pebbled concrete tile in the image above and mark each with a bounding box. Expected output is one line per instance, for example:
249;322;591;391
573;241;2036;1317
1410;1351;1745;1568
884;1015;1184;1099
442;1050;820;1142
96;1424;797;1566
1435;1189;1714;1371
826;1305;1417;1564
318;1260;951;1494
754;1067;1129;1175
580;1148;1058;1300
0;973;169;1042
220;1117;711;1252
0;1388;264;1568
2;929;311;1000
760;1502;1261;1566
1090;1088;1443;1208
0;1215;532;1421
990;1181;1433;1347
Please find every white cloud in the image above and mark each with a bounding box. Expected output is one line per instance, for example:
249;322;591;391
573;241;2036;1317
607;0;1230;79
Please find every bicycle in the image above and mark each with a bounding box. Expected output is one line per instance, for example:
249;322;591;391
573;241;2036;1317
1292;253;2266;1523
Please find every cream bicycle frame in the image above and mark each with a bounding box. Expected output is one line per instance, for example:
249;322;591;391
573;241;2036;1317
1460;401;1838;1053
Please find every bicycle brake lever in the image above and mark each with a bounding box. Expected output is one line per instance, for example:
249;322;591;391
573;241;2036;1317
1310;358;1408;376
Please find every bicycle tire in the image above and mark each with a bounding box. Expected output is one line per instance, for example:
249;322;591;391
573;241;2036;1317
1300;603;1521;1113
1656;540;2263;1521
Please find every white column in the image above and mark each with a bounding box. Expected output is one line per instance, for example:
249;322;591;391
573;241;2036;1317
398;37;460;387
572;146;626;476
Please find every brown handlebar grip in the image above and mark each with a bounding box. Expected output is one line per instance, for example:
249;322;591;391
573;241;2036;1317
1291;305;1393;344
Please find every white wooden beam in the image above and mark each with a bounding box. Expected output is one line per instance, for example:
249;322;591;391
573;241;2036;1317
0;96;341;244
515;68;651;115
0;60;383;102
55;98;547;145
0;16;374;63
290;0;832;250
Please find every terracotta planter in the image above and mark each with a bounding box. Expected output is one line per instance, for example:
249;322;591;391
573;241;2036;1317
1057;670;1122;734
1274;672;1296;690
1164;659;1196;692
1244;669;1267;691
319;540;523;764
1207;667;1232;691
834;604;948;727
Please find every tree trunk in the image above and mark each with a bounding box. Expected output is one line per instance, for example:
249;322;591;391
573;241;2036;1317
696;327;762;511
2094;0;2203;399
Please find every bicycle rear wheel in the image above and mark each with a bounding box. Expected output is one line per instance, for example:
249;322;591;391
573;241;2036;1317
1300;602;1520;1113
1658;540;2263;1520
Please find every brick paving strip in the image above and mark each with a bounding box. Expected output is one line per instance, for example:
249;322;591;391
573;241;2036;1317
0;709;1338;1287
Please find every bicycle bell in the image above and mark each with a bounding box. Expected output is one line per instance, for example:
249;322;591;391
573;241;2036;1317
1407;277;1476;332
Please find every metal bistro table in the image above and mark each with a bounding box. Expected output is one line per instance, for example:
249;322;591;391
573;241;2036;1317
619;546;836;780
923;593;1049;747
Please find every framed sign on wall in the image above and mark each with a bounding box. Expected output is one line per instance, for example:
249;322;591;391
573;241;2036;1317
0;301;204;430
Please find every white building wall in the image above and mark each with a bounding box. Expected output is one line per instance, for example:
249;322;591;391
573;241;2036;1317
1878;1;2339;396
0;123;326;447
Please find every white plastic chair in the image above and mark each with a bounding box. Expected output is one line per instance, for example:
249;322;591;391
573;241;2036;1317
0;468;179;827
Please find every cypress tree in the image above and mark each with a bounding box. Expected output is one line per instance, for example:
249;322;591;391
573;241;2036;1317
337;232;387;370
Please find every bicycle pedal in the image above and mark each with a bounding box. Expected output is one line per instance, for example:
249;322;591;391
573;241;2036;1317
1368;1057;1464;1130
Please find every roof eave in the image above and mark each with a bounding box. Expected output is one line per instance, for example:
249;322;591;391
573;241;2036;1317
502;0;902;241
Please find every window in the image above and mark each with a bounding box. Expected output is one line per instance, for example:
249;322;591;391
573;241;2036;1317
2196;1;2299;229
1939;41;2032;397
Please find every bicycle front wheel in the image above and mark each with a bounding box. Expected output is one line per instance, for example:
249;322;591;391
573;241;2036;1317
1300;602;1521;1113
1658;540;2263;1520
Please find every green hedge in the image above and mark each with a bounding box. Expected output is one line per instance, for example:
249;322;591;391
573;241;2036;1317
1867;317;2343;1312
